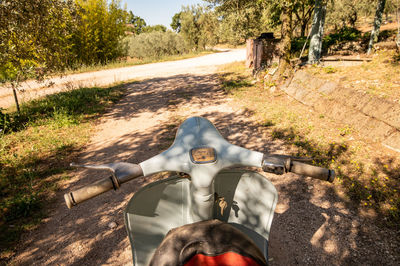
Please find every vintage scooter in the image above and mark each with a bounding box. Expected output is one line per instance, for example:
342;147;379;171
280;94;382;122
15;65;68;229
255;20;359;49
64;116;334;265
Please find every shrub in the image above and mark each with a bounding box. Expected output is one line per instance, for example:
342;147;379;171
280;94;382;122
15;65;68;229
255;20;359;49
322;27;363;53
127;31;188;59
0;108;11;133
291;36;309;55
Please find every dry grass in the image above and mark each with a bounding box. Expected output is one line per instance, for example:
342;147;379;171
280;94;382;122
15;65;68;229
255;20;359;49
218;61;400;228
305;50;400;101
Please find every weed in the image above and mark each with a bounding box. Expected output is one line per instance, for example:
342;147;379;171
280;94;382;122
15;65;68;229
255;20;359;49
261;120;274;127
218;61;400;229
0;83;126;258
323;66;337;74
339;126;352;136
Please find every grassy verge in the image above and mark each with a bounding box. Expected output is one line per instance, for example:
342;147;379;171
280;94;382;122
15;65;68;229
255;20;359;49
218;62;400;228
65;50;217;75
0;83;127;260
305;50;400;99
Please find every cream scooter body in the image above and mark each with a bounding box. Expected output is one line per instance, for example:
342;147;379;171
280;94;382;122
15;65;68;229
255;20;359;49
65;117;334;265
125;117;277;265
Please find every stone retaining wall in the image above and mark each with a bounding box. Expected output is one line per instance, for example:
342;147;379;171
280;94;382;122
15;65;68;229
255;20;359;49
282;70;400;152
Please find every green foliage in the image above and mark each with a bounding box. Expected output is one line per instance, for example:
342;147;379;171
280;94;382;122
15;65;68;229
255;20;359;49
1;86;124;134
262;0;315;37
326;0;367;30
127;11;147;35
0;0;128;88
206;0;266;44
322;27;363;52
0;84;126;254
142;24;167;33
0;109;11;134
171;12;182;33
180;5;219;49
217;7;264;45
291;36;309;54
323;66;337;73
206;0;316;45
326;0;399;31
73;0;127;65
127;31;188;59
0;0;79;84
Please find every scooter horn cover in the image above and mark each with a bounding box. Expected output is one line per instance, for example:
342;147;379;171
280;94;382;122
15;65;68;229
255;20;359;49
149;219;267;266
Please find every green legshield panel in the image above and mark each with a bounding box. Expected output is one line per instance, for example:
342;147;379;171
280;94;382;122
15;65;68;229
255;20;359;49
124;170;278;265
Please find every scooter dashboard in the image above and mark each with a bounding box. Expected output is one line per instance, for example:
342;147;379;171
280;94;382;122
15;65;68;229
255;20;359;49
190;147;217;164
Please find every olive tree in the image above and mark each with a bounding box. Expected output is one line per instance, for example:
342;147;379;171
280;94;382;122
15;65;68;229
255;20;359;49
180;5;218;50
0;0;78;112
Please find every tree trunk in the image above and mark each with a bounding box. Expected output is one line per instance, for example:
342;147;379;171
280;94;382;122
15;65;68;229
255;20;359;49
367;0;387;54
276;5;293;78
12;84;21;114
301;22;307;37
397;5;400;51
308;0;327;64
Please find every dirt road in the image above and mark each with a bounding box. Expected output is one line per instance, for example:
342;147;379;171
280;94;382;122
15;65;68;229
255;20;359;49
10;52;399;265
0;49;245;108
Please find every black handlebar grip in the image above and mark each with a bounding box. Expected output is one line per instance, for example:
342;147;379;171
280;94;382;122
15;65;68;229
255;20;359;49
64;176;115;209
290;161;335;183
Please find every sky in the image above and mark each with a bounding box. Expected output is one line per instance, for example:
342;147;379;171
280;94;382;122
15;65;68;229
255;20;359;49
124;0;205;29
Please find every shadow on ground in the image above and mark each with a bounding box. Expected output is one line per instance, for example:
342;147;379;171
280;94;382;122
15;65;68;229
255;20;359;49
10;73;400;265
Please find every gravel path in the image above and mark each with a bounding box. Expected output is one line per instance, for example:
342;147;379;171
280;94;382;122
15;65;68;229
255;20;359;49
0;49;245;108
9;50;400;265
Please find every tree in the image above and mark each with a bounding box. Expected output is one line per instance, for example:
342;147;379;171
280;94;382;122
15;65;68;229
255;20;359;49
326;0;372;31
180;5;218;50
180;6;202;49
276;1;294;76
128;31;187;59
127;11;147;35
0;0;78;112
142;24;167;33
293;0;315;37
206;0;265;44
73;0;127;65
368;0;387;54
308;0;327;64
171;12;182;33
198;9;219;47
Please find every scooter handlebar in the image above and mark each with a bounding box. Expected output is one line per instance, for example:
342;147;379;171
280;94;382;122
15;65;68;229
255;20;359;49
64;162;144;209
290;161;335;183
262;155;335;183
64;176;116;209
